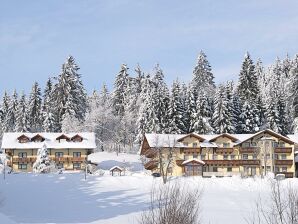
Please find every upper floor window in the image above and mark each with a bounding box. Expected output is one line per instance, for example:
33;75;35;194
201;155;206;160
184;155;189;160
230;155;235;160
279;142;285;147
212;154;218;160
183;142;188;147
266;154;271;160
193;154;198;159
243;142;250;148
282;167;287;172
223;155;229;160
275;154;279;160
252;154;257;160
55;152;64;158
242;154;248;160
251;142;257;147
223;143;230;148
18;152;27;158
272;142;278;148
281;154;287;160
193;143;198;148
73;152;81;158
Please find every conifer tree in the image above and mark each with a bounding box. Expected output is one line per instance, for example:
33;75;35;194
42;78;57;132
15;92;29;132
28;82;43;132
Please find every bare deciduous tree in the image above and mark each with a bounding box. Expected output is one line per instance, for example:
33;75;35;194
246;180;298;224
139;182;202;224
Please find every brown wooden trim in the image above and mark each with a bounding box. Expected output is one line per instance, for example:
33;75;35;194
275;160;293;166
239;147;259;153
209;133;239;142
177;133;205;142
276;172;294;178
144;160;158;170
274;147;292;153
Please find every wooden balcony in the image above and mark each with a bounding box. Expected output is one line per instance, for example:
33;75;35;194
12;157;35;163
275;160;293;166
144;149;157;158
239;147;259;153
274;147;292;153
203;160;241;166
183;148;201;154
240;160;260;166
53;157;68;162
276;172;294;178
215;148;234;154
144;160;158;170
68;157;86;162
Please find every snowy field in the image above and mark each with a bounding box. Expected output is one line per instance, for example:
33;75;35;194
0;152;297;224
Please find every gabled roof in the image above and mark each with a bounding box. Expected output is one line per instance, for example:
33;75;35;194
71;134;83;141
177;133;205;142
2;132;96;149
31;134;45;142
182;158;205;165
17;134;30;141
56;134;70;141
234;129;294;145
209;133;239;142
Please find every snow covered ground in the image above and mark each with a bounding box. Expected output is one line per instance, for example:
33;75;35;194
0;152;297;224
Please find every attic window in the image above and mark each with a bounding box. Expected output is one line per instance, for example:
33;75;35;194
56;134;70;142
17;135;30;143
71;134;83;142
31;134;45;142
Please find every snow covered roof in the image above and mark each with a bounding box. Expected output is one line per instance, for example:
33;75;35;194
109;166;123;171
1;132;96;149
182;158;205;165
144;129;295;149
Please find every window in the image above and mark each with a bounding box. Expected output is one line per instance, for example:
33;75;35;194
272;142;278;148
167;167;173;174
252;154;257;160
223;155;229;160
282;167;287;172
275;167;280;172
18;163;27;170
266;154;271;160
251;142;257;147
183;142;188;147
227;167;232;172
281;154;287;160
55;152;64;158
223;143;230;148
212;154;218;160
73;152;81;157
213;167;218;172
57;163;64;169
279;142;285;147
243;142;250;147
230;155;235;160
193;154;198;159
266;166;271;171
201;155;206;160
73;163;81;170
242;154;248;160
18;152;27;158
193;143;198;148
275;154;279;160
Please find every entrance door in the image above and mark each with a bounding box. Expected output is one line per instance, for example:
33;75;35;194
185;165;203;176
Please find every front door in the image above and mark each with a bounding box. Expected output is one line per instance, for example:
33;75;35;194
185;165;203;176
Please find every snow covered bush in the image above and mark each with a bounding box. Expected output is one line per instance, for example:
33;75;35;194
33;144;55;173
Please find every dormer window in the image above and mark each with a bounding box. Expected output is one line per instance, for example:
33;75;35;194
17;135;30;143
31;134;45;142
223;142;230;148
71;134;83;142
183;142;188;147
56;134;70;143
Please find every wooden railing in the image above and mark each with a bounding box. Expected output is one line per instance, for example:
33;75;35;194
275;160;293;166
215;148;234;154
203;160;241;166
144;149;157;158
11;156;86;163
274;147;292;153
183;148;201;154
144;160;158;170
239;147;259;153
240;160;260;165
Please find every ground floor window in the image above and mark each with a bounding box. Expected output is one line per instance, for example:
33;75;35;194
227;167;232;172
282;167;287;172
57;163;64;169
73;162;81;170
18;163;27;170
213;167;218;172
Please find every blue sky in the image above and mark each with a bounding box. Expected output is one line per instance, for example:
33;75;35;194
0;0;298;94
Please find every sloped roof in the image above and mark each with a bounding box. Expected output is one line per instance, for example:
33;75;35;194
2;132;96;149
144;133;185;148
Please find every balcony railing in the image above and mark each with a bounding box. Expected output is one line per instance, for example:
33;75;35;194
215;148;234;154
144;149;157;158
183;148;201;154
12;156;86;163
68;157;86;162
12;157;36;163
144;160;158;170
275;160;293;166
240;160;260;165
203;172;240;177
274;147;292;153
203;160;241;166
239;147;259;153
